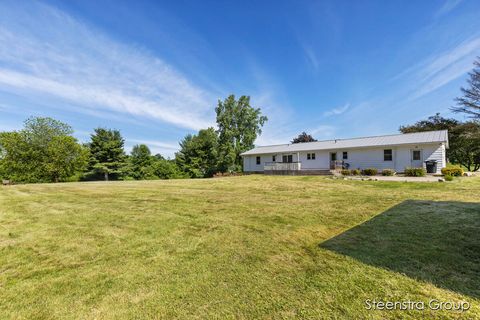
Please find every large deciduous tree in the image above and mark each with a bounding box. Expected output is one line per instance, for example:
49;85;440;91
399;113;460;133
88;128;126;181
291;132;317;143
0;117;88;183
451;57;480;119
215;95;267;172
399;114;480;171
176;127;219;178
448;122;480;172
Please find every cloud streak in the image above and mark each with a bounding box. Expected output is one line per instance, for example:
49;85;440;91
409;36;480;100
323;103;349;116
435;0;463;18
0;1;216;130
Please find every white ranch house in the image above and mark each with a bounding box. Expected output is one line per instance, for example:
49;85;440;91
241;130;448;175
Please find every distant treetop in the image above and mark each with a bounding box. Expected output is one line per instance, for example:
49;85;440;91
291;132;317;144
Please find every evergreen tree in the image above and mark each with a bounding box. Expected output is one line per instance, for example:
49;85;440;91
87;128;126;181
176;127;219;178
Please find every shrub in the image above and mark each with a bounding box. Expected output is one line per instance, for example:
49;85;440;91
351;169;361;176
340;169;351;176
441;166;463;177
444;175;454;181
362;168;378;176
404;167;426;177
382;169;395;176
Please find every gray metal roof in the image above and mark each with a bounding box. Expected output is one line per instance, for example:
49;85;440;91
241;130;448;156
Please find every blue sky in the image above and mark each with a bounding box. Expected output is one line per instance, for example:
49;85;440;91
0;0;479;157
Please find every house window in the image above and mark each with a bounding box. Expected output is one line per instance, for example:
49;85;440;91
307;153;316;160
343;151;348;160
384;149;393;161
256;156;261;165
307;153;311;160
412;150;421;161
272;155;276;162
283;155;293;163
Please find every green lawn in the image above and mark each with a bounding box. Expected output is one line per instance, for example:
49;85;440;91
0;176;479;319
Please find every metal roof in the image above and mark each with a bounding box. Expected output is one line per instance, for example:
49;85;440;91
241;130;448;156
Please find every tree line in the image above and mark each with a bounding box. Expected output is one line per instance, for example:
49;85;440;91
0;95;267;183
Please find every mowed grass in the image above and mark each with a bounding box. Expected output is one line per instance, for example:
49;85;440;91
0;176;479;319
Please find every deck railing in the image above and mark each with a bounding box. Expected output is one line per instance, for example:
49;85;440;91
264;162;301;171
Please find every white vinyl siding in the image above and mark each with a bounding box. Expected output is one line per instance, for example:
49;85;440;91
242;142;446;173
298;151;329;169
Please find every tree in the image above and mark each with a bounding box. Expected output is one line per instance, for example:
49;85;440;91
150;159;186;179
87;128;126;181
215;95;267;172
448;122;480;171
291;132;317;143
45;135;89;182
452;57;480;119
129;144;154;180
399;114;480;171
0;117;87;183
176;127;219;178
399;113;459;133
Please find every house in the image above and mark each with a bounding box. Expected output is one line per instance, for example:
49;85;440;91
241;130;448;175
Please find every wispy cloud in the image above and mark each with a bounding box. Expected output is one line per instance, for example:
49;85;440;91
409;36;480;100
128;138;178;150
435;0;463;18
310;125;335;139
0;1;216;130
125;138;179;158
323;103;349;116
302;45;320;71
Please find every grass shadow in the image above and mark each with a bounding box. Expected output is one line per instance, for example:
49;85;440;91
320;200;480;298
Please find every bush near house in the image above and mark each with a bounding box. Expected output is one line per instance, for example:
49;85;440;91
351;169;361;176
361;168;378;176
444;175;454;181
441;166;464;177
404;167;426;177
340;169;351;176
382;169;395;176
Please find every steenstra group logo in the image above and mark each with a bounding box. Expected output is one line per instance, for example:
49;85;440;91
365;299;470;312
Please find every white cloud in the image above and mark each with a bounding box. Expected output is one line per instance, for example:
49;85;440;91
435;0;463;18
0;2;216;130
323;103;350;116
409;36;480;99
302;45;320;71
125;138;179;158
128;138;178;151
310;125;335;138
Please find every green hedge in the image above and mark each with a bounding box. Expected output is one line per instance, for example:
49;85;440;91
340;169;351;176
441;167;463;177
362;168;378;176
404;167;426;177
382;169;395;176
